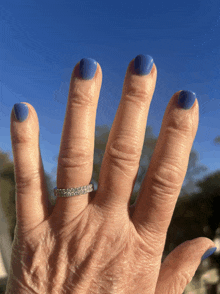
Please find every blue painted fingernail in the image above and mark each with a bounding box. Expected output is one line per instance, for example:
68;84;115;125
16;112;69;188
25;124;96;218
13;103;29;122
178;90;196;110
79;58;97;80
134;54;154;75
201;247;217;261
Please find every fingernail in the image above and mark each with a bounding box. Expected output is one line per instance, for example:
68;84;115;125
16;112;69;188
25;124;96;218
201;247;217;261
13;103;29;122
79;58;97;80
134;54;154;75
178;90;196;110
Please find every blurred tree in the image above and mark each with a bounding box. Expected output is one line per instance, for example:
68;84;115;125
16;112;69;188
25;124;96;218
214;135;220;146
0;150;16;243
194;171;220;234
0;148;55;243
0;126;215;248
165;170;220;268
180;150;208;196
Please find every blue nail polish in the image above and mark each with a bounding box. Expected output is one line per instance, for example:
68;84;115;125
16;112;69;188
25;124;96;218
178;90;196;110
13;103;29;122
134;54;154;75
79;58;97;80
201;247;217;261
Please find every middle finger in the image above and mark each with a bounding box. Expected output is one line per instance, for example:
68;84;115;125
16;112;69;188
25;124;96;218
94;54;157;213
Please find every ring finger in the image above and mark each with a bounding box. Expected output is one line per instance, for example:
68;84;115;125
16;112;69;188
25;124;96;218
52;58;102;223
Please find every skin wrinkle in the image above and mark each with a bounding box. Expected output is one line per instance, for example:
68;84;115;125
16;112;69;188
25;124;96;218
24;238;48;291
61;219;119;290
68;222;129;292
171;271;192;294
104;146;140;185
68;82;97;107
150;165;183;192
48;243;68;293
9;227;54;292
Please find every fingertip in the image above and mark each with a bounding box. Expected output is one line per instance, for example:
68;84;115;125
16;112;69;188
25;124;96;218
11;102;40;144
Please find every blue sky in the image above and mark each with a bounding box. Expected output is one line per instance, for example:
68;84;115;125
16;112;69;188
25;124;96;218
1;0;220;192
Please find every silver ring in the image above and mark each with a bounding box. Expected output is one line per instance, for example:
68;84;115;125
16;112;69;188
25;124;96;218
54;184;94;197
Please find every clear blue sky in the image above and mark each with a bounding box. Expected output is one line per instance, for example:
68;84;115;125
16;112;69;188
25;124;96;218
1;0;220;191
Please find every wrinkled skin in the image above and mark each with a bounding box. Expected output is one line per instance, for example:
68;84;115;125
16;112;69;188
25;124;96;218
7;203;164;294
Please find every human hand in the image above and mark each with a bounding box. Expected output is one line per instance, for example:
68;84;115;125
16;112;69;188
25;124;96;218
7;55;216;293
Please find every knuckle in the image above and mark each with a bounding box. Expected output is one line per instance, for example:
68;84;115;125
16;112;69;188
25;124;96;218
58;145;92;169
149;163;183;194
11;131;34;145
106;136;140;177
166;112;194;138
106;136;141;166
69;85;96;107
15;171;40;191
124;83;151;105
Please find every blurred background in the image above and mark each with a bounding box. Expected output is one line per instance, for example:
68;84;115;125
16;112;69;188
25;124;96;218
1;0;220;292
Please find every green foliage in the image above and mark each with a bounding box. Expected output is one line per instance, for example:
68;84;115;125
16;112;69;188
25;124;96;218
165;170;220;258
0;151;16;243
